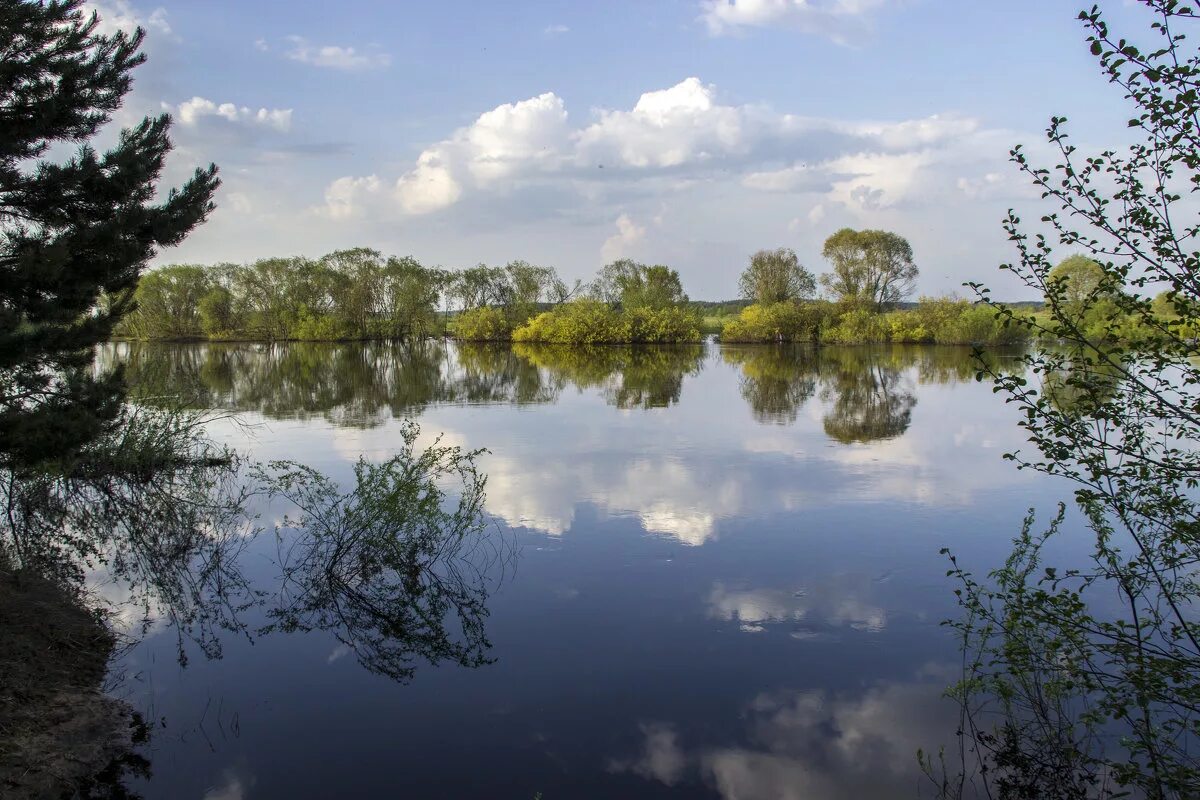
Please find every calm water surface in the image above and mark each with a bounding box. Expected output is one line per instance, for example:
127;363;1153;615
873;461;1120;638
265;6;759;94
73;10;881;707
97;340;1074;799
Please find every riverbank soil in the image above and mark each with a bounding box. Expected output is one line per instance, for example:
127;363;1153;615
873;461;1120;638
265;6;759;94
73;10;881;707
0;568;146;799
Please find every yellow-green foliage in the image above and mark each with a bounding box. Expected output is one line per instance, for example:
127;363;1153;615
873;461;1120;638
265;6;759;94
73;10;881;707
834;297;1028;345
289;310;355;341
511;301;700;344
720;302;829;343
625;306;702;343
452;306;512;341
823;308;892;344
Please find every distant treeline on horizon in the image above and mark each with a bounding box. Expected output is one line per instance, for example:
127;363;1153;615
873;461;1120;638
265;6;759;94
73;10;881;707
112;231;1107;347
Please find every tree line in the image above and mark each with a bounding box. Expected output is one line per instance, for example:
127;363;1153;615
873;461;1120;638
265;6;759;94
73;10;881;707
114;227;1000;345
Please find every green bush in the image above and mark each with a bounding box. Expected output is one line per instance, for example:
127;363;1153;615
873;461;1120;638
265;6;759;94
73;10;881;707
290;310;354;341
720;302;827;343
510;303;701;344
624;306;702;343
452;306;512;341
823;308;892;344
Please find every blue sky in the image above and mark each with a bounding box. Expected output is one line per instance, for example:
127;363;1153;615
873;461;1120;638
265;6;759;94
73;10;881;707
88;0;1153;300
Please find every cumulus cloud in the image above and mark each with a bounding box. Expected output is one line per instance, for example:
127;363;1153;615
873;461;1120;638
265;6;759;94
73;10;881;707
343;77;995;222
601;214;647;261
388;92;570;215
321;175;382;219
576;77;747;168
285;36;391;70
395;152;463;214
166;96;293;132
699;0;891;44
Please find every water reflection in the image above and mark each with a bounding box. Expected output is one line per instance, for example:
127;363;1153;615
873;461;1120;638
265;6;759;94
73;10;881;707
708;574;888;636
0;408;507;794
722;345;819;425
255;421;504;682
512;343;705;409
722;346;918;440
68;340;1047;798
819;349;917;443
609;667;961;799
102;340;710;422
106;341;1023;436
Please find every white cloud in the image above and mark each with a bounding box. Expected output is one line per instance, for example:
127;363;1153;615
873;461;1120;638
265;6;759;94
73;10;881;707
699;0;891;44
464;93;572;182
253;38;269;52
286;36;391;70
391;92;570;215
544;24;570;36
825;150;932;211
577;78;746;168
601;214;647;262
321;175;382;219
355;78;996;222
226;192;253;214
167;96;293;132
395;153;463;214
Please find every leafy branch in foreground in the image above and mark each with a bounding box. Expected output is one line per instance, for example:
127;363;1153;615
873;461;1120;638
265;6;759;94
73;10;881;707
937;2;1200;797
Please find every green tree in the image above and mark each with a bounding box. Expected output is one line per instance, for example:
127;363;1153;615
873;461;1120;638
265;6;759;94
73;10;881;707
820;229;918;309
590;259;688;310
737;247;816;304
0;0;219;468
1047;254;1106;307
939;3;1200;797
381;256;443;338
120;265;213;339
321;247;385;335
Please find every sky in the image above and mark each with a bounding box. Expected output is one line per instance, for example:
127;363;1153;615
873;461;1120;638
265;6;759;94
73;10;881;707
83;0;1157;300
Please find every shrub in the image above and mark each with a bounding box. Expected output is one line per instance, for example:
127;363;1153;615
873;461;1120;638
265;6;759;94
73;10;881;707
823;308;892;344
720;302;825;343
512;300;629;344
625;306;702;343
452;307;512;341
290;311;354;341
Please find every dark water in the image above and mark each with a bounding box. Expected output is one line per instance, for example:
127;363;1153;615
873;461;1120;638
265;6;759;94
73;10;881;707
95;340;1071;799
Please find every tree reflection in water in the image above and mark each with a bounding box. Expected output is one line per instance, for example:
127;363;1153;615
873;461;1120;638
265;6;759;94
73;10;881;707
722;345;919;441
722;345;819;425
106;340;1024;437
512;343;705;410
0;406;506;794
254;420;506;682
818;348;917;444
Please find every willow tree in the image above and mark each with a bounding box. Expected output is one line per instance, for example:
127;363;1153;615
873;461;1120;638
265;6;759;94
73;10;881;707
820;228;917;309
0;0;219;468
737;247;816;305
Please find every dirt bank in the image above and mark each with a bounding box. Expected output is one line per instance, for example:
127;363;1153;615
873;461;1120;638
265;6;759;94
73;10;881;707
0;569;147;799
